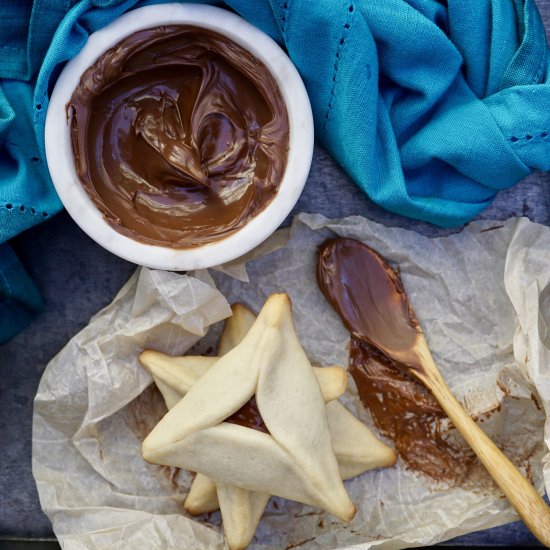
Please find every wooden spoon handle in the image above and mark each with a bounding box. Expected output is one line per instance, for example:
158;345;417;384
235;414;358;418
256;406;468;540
418;356;550;546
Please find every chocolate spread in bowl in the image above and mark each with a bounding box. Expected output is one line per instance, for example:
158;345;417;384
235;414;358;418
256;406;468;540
317;238;477;484
68;25;289;248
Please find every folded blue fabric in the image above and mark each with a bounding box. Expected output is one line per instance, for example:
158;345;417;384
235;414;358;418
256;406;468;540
1;0;549;342
0;243;44;343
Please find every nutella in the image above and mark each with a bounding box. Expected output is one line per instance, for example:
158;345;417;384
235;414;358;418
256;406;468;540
68;26;289;247
226;396;269;434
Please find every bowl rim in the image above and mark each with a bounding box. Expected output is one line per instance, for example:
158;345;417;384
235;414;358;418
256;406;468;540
45;3;313;271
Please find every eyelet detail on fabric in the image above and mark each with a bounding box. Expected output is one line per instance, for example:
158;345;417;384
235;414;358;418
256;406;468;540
323;5;354;132
1;203;48;217
509;131;548;143
281;1;289;36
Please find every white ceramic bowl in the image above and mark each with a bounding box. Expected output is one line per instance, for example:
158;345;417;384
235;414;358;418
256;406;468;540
45;3;313;271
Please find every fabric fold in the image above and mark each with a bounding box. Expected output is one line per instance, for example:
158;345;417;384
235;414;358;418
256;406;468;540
0;243;43;343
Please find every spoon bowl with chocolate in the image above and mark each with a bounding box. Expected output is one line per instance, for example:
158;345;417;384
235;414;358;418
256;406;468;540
45;4;313;270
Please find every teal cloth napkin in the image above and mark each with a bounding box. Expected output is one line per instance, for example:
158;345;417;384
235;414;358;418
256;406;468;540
0;243;44;342
1;0;550;342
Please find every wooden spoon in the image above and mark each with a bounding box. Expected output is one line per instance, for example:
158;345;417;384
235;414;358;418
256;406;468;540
317;238;550;546
407;333;550;545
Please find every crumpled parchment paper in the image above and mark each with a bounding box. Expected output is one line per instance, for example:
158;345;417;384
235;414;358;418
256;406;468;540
33;214;550;549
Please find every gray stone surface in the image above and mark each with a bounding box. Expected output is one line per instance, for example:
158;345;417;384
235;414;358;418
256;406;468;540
1;0;550;545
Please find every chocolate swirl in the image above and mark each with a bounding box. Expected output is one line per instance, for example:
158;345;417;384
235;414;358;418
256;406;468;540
68;25;289;247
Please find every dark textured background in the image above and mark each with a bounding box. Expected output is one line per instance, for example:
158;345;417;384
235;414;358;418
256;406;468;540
1;1;550;546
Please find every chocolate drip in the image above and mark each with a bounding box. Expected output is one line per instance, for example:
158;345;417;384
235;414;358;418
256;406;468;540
317;238;476;483
68;26;289;247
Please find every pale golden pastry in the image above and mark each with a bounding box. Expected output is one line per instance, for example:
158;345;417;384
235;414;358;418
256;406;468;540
140;297;396;549
140;348;395;479
140;351;348;405
327;400;396;479
217;303;256;356
184;473;219;516
142;294;355;519
216;483;270;550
